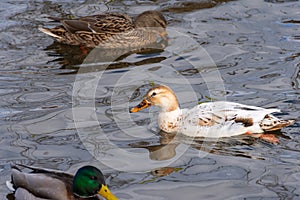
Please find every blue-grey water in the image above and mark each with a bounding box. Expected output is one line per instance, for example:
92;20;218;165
0;0;300;199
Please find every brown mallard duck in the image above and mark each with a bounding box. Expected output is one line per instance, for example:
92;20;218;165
39;10;167;48
6;164;118;200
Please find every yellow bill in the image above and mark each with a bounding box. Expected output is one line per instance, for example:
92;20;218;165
98;184;118;200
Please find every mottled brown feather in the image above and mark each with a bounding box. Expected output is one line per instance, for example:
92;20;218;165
39;11;166;48
234;117;254;127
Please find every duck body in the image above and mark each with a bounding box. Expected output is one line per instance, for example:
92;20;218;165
130;85;294;138
157;101;291;138
6;164;118;200
39;10;167;48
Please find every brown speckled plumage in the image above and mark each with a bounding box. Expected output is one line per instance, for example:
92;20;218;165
39;10;167;48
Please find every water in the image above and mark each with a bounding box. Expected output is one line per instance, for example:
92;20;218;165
1;0;300;199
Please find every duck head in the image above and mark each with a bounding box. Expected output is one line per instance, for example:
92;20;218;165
72;166;118;200
134;11;167;38
130;85;179;113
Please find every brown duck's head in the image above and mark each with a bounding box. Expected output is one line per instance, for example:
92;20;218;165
134;10;167;30
130;85;179;113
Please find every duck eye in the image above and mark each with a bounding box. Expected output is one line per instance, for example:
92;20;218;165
90;176;97;180
151;92;157;96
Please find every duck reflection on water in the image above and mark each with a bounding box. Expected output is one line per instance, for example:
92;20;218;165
44;39;167;74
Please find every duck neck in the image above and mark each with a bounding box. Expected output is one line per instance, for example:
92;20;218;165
158;93;179;112
158;108;182;133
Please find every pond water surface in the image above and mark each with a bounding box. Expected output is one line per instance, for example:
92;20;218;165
0;0;300;199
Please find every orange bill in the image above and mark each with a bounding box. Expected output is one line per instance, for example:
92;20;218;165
130;99;151;113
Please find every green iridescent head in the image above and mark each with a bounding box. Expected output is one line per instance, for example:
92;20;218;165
72;166;118;200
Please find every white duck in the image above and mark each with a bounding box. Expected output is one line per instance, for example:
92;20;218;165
130;85;294;143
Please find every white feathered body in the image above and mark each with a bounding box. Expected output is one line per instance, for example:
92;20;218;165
158;101;291;138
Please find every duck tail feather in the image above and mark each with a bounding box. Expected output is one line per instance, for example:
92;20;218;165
6;180;15;192
38;27;62;39
262;116;295;132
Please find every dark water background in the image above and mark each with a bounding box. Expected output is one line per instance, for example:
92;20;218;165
0;0;300;199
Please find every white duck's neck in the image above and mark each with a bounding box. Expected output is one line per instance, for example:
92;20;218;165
157;94;179;112
158;108;182;133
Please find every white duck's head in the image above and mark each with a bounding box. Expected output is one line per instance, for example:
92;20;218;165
130;85;179;113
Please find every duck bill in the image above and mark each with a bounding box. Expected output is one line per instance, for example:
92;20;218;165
98;185;118;200
130;99;151;113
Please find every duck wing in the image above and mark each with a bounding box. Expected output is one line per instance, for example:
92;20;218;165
194;101;279;124
62;13;134;34
181;101;293;137
9;164;73;200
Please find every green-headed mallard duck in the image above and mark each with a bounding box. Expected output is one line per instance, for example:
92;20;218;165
39;10;167;48
6;164;118;200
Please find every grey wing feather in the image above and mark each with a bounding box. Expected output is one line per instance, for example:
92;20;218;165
15;188;49;200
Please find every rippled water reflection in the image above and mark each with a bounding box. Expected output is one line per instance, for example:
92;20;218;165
1;0;299;199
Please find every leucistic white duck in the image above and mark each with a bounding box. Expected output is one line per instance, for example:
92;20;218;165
130;85;294;143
